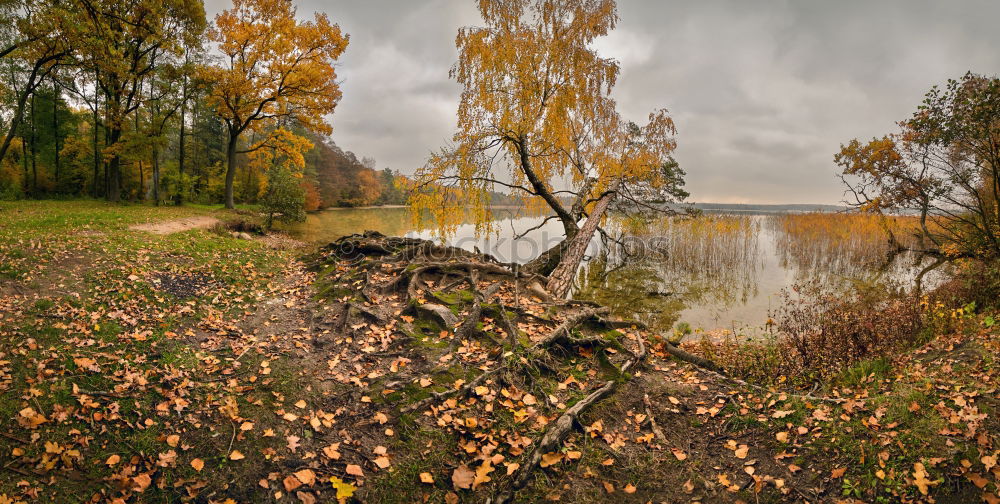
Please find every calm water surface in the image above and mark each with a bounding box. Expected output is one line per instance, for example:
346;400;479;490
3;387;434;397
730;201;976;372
283;207;942;337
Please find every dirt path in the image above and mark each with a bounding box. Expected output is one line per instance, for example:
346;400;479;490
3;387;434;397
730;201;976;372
130;215;221;234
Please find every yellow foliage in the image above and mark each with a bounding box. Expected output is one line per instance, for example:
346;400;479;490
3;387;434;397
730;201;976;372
412;0;678;238
202;0;348;137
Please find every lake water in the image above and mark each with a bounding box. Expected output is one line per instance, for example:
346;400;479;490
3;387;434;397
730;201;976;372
283;207;943;338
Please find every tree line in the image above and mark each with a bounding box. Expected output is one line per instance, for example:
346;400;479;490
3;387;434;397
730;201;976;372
0;0;407;211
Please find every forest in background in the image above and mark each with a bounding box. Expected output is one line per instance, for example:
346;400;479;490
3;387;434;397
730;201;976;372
0;0;411;211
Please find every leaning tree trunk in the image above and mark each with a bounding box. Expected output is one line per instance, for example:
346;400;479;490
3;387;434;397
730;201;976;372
545;184;619;298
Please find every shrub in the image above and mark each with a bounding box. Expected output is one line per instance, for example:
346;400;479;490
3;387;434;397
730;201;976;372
260;167;306;230
770;280;923;378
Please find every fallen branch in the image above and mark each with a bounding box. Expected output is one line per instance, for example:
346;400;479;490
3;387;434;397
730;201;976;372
661;341;845;404
643;393;668;444
0;432;28;444
496;334;646;503
403;307;609;415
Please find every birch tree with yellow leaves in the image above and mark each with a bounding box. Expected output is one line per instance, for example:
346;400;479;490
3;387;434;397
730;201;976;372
202;0;348;209
411;0;687;297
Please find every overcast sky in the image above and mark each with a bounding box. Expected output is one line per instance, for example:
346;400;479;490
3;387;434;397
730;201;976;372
204;0;1000;204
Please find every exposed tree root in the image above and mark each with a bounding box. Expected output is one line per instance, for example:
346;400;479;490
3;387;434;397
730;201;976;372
312;230;655;500
660;341;846;404
495;333;647;503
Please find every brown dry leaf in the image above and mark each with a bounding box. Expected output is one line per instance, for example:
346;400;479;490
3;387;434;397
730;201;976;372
286;435;301;452
602;481;615;493
240;421;254;431
734;445;749;459
229;450;245;460
322;444;341;460
682;479;695;493
452;464;475;490
623;483;636;494
105;454;120;466
831;467;846;478
294;469;317;486
296;491;317;504
283;475;303;492
132;473;152;492
473;461;494;489
419;472;434;484
540;452;564;468
346;464;364;477
374;412;388;424
191;458;205;472
671;448;687;461
913;462;937;495
775;432;789;442
166;434;180;447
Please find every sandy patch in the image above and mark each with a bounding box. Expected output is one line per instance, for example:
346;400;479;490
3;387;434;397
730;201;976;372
131;216;221;234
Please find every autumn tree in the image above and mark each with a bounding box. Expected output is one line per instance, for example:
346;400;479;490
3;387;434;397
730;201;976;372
0;0;68;167
412;0;685;297
60;0;205;202
836;72;1000;262
202;0;348;209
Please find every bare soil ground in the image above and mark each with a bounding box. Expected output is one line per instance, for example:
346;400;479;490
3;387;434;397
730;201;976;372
130;215;222;234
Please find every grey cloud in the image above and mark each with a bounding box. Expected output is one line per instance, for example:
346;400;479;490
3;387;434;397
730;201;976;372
205;0;1000;204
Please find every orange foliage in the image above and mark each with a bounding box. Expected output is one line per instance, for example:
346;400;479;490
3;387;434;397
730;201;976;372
302;180;321;211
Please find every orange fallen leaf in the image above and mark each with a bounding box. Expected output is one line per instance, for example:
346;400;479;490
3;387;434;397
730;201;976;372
452;464;475;490
294;469;317;486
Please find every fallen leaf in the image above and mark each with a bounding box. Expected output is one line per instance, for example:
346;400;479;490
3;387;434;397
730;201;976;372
452;464;475;490
420;472;434;484
191;458;204;471
294;469;317;486
284;475;303;492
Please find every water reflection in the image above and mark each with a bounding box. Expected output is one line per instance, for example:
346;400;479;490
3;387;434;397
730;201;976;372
284;208;942;334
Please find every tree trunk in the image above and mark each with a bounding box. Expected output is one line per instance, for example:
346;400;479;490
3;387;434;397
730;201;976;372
29;92;36;195
545;184;619;298
177;98;185;206
92;74;100;198
516;138;578;239
0;57;54;166
107;127;121;202
152;147;160;205
224;131;239;209
0;81;34;168
52;79;60;185
136;109;143;200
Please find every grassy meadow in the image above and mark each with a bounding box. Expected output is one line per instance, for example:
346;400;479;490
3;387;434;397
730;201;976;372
0;201;998;504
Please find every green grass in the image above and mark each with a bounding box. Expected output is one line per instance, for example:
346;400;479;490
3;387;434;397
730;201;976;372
0;200;300;503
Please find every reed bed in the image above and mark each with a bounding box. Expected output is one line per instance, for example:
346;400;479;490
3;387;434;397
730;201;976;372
769;212;921;274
